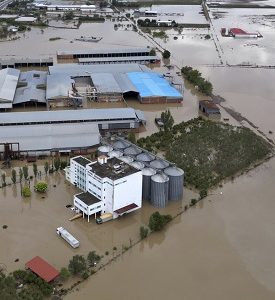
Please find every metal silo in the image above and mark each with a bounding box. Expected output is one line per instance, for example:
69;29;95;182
119;156;134;164
107;150;123;158
150;173;169;208
150;159;169;170
112;140;130;151
130;161;145;170
98;145;113;157
164;167;184;201
123;146;142;156
136;152;155;163
142;168;156;201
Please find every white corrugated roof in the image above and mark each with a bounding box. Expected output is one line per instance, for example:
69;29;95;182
0;123;100;151
0;68;20;105
0;108;139;124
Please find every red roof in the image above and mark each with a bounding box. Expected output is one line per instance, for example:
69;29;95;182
25;256;60;282
230;28;247;35
114;203;138;214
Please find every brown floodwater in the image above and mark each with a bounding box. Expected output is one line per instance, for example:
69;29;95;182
66;158;275;300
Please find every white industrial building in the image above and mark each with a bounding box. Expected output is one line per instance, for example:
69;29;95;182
67;155;143;222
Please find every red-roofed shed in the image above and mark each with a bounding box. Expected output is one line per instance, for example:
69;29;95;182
229;28;247;35
25;256;60;282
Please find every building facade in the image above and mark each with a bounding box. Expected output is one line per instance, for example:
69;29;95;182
68;155;143;222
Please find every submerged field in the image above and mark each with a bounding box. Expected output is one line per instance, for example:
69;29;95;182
138;118;273;191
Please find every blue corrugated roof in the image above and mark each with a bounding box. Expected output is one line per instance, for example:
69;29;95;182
127;72;182;98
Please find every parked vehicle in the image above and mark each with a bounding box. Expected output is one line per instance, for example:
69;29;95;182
56;227;80;248
96;213;113;224
155;118;164;127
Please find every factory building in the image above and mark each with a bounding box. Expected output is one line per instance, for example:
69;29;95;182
66;139;184;213
0;68;20;109
47;63;183;104
67;155;143;222
56;48;152;62
0;108;145;159
0;57;53;69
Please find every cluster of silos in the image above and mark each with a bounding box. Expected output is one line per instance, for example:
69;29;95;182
142;168;156;202
107;150;123;158
98;145;113;157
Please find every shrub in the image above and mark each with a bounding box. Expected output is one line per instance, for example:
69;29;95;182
60;268;70;281
82;272;89;279
199;190;208;199
190;198;197;206
87;251;101;266
68;255;87;275
22;186;31;197
140;226;149;239
162;50;171;59
11;169;16;184
148;212;172;232
34;181;48;193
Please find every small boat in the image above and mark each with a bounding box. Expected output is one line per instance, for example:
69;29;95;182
75;36;102;42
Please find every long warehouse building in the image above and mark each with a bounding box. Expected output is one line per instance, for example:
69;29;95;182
0;108;146;158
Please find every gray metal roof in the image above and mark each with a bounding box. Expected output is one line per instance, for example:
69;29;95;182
57;48;150;56
14;71;47;105
0;68;20;105
135;109;146;122
0;123;100;151
113;73;138;93
49;63;150;76
46;73;73;99
90;73;122;93
78;56;158;63
0;108;140;125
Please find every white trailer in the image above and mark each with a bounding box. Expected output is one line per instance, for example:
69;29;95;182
56;227;80;248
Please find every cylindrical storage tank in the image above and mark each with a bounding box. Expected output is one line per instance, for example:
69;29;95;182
130;161;145;170
119;156;134;164
136;152;155;163
98;145;113;157
151;173;169;208
164;167;184;201
123;146;142;156
112;140;130;151
107;150;123;158
142;168;156;201
150;159;169;170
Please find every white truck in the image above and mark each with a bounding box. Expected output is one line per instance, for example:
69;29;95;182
96;213;113;224
56;227;80;248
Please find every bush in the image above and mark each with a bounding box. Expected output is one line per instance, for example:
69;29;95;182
148;212;172;232
87;251;101;266
34;181;48;193
190;198;197;206
162;50;171;59
82;272;89;280
199;190;208;199
22;186;31;197
60;267;70;281
68;255;87;275
140;226;149;239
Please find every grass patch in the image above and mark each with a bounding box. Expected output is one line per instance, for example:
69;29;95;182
152;30;168;38
137;118;272;191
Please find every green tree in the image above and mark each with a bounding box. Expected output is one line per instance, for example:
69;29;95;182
44;161;49;174
19;168;23;183
161;109;174;132
23;165;29;180
149;48;156;56
60;160;68;169
87;251;101;267
199;189;208;199
59;267;70;281
68;255;87;275
54;157;60;171
128;131;136;144
0;271;18;300
33;163;38;178
22;186;31;197
148;212;172;232
139;226;149;239
11;169;17;184
34;181;48;193
162;49;171;59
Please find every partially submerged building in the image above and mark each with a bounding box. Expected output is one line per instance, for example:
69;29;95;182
0;108;145;158
199;100;221;119
68;155;143;222
47;63;183;104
